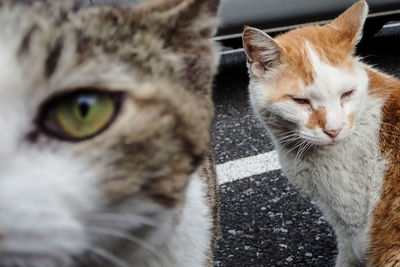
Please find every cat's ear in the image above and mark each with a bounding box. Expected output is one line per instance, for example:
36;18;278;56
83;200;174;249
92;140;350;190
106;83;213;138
138;0;220;39
329;0;369;47
242;26;281;77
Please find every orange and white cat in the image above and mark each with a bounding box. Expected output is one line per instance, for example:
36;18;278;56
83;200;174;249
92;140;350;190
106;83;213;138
243;1;400;266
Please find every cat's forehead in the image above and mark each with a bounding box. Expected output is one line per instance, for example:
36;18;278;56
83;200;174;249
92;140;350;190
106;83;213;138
306;44;359;96
0;0;214;97
267;41;363;103
275;24;356;86
0;2;156;95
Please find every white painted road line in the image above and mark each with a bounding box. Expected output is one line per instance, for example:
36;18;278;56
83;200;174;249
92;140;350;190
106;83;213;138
216;150;281;185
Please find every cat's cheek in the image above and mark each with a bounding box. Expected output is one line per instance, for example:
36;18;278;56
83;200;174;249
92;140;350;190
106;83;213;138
0;153;99;263
346;112;355;129
276;101;309;122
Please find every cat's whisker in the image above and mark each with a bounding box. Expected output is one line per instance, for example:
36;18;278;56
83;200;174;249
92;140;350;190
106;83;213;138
274;131;299;140
294;140;312;164
284;140;308;163
277;138;301;147
275;133;300;144
290;137;309;151
286;137;315;170
274;130;298;138
266;143;276;151
293;147;303;164
285;142;303;155
87;227;158;257
274;132;303;149
303;142;313;155
292;141;304;161
295;142;309;162
85;246;130;267
84;213;158;228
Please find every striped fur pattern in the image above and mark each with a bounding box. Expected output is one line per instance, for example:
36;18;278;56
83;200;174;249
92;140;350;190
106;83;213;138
243;1;400;266
0;0;220;266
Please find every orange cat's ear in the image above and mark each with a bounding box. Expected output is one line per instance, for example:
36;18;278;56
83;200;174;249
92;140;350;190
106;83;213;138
242;26;281;77
329;0;369;47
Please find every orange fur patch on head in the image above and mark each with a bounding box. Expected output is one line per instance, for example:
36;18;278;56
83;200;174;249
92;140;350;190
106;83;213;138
276;24;355;69
273;1;369;77
347;112;355;128
267;20;359;93
274;33;315;86
267;75;302;102
306;106;327;130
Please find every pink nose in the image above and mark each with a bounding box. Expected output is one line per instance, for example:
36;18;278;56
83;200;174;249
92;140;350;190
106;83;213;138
323;128;342;139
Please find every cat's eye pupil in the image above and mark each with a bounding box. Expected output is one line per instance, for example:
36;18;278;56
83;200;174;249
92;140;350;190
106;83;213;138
76;95;94;119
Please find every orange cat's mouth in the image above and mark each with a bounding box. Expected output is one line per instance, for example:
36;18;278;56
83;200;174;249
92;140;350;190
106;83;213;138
328;140;339;146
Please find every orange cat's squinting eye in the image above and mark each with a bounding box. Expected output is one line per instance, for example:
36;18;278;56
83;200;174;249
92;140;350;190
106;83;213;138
288;96;311;106
341;90;355;100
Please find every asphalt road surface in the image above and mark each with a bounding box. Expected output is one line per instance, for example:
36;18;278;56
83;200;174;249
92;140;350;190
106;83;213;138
212;23;400;266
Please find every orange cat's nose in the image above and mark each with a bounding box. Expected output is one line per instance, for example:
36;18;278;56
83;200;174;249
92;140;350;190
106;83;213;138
323;128;342;139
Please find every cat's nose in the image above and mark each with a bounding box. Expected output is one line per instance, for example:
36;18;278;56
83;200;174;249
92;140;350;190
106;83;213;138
323;128;342;139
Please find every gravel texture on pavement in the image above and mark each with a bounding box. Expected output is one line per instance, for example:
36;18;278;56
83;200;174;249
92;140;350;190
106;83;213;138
215;173;336;266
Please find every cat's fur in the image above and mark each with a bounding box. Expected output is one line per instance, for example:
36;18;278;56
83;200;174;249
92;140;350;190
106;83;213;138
0;0;220;266
243;1;400;266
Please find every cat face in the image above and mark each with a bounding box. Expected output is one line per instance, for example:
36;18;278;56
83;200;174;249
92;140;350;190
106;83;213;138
0;0;219;266
243;1;369;147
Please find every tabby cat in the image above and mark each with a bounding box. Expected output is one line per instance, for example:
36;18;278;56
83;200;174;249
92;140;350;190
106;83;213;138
243;1;400;266
0;0;220;266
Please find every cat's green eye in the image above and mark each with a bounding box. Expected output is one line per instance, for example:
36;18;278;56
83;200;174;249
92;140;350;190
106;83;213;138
40;90;122;141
